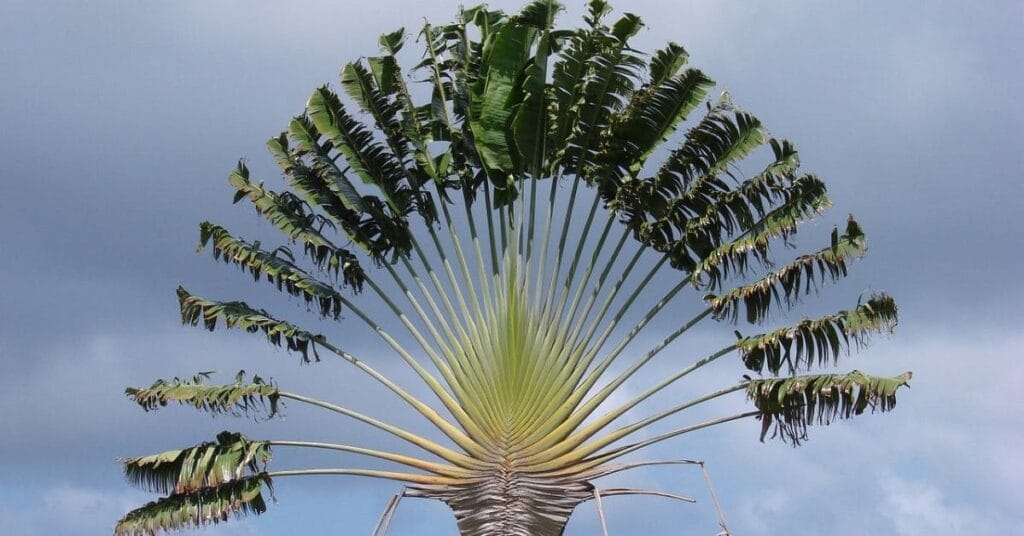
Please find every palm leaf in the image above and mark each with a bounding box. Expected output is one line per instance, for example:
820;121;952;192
121;431;271;495
125;372;280;417
547;22;599;168
641;102;762;201
197;222;351;316
114;473;272;536
600;67;714;176
680;139;799;245
515;0;563;28
648;42;689;85
738;294;898;375
610;107;770;271
277;117;419;260
177;287;323;362
363;40;448;181
708;217;867;324
307;86;416;218
341;57;434;188
558;12;645;176
689;169;829;285
469;11;539;187
747;370;912;444
510;1;559;177
228;162;363;275
278;117;374;216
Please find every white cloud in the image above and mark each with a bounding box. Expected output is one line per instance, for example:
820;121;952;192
44;484;140;531
734;487;790;535
0;483;256;536
707;326;1024;535
879;473;990;536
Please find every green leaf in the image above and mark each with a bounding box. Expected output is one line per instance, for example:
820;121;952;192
121;432;271;495
638;106;763;205
557;17;646;176
688;168;827;286
510;2;557;177
738;294;898;375
584;0;612;27
279;118;371;215
648;42;688;85
600;67;714;176
267;127;381;257
228;161;376;272
610;12;642;41
548;27;597;165
708;217;868;324
747;370;912;444
177;287;323;362
341;60;413;169
604;106;770;272
679;137;796;239
378;27;406;55
469;18;538;185
662;109;765;195
306;85;414;218
280;116;422;261
197;222;357;312
515;0;563;29
125;371;280;418
114;473;272;536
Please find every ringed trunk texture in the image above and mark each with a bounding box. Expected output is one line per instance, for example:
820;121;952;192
410;471;594;536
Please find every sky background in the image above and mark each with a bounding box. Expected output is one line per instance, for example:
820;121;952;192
1;1;1022;535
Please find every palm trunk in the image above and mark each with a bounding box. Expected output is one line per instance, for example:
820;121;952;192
410;472;594;536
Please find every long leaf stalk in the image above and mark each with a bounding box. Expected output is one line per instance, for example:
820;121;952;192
267;441;474;478
277;391;485;470
269;469;460;487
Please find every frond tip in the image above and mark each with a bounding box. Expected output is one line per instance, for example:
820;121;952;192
747;370;912;445
114;473;273;536
125;371;281;418
121;431;272;495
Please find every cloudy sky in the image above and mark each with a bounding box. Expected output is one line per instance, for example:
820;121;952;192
2;0;1021;534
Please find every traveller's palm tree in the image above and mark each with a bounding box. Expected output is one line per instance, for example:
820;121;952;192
116;2;910;534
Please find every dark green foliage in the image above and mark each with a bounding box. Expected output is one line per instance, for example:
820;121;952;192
307;85;429;230
709;218;868;323
121;432;271;495
125;371;280;418
648;43;689;86
689;171;829;292
198;222;351;316
738;294;898;375
557;11;646;178
470;13;539;185
269;123;378;253
600;67;714;173
177;287;323;362
747;371;911;445
114;473;273;536
228;162;364;276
